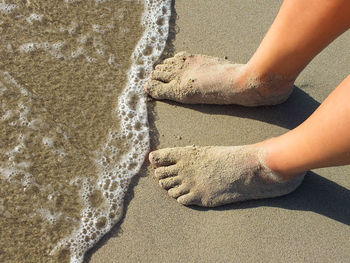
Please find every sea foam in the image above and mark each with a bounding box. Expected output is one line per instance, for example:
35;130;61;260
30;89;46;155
50;0;172;262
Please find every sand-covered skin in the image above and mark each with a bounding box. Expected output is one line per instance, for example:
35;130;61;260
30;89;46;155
90;1;350;262
145;51;294;106
149;145;304;207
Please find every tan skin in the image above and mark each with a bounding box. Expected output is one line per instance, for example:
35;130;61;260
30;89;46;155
145;0;350;206
261;75;350;179
247;0;350;79
247;0;350;179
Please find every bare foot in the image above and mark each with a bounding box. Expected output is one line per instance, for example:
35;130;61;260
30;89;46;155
145;52;294;106
149;145;304;207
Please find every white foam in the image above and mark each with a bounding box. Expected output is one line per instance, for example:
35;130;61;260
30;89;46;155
71;47;85;59
107;54;116;65
51;0;172;262
0;1;17;14
0;166;18;180
19;42;37;53
60;22;78;34
26;13;43;24
1;109;12;121
38;208;62;225
64;0;81;3
78;35;89;44
0;72;38;191
6;43;13;52
42;137;54;148
92;24;106;34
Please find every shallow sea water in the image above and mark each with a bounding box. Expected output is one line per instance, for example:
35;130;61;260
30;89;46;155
0;0;170;262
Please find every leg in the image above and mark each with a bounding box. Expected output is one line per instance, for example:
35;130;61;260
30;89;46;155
145;0;350;106
149;75;350;207
262;75;350;178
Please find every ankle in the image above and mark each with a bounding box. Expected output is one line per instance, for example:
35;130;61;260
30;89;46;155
246;53;300;85
244;61;297;89
255;139;305;181
242;63;296;99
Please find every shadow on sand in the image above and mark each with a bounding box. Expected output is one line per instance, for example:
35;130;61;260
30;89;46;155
160;87;350;226
190;171;350;226
85;1;350;261
164;85;320;130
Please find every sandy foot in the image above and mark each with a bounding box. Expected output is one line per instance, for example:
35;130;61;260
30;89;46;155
149;145;304;207
145;52;294;106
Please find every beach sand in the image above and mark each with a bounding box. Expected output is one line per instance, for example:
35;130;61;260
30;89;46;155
89;0;350;262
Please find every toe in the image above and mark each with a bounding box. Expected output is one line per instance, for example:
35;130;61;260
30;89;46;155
163;57;177;65
159;176;181;190
154;165;178;179
161;52;192;67
177;193;200;206
154;63;171;71
149;148;183;167
144;79;177;100
174;51;192;60
168;184;190;199
151;66;175;83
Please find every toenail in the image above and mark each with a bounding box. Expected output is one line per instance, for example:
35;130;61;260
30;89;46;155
149;152;158;162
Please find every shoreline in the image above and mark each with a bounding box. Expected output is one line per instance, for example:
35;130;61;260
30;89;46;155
89;0;350;262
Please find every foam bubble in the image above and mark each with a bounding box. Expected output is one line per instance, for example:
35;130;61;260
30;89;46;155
0;1;17;14
19;41;69;60
0;167;18;180
93;0;110;3
38;208;62;225
42;137;54;147
64;0;81;3
51;1;172;262
78;35;89;44
52;41;65;50
26;13;43;24
1;109;12;121
71;47;85;59
0;72;41;193
85;56;96;63
6;43;13;52
92;24;106;34
19;42;36;53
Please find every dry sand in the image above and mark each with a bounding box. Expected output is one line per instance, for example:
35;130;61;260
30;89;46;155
88;0;350;262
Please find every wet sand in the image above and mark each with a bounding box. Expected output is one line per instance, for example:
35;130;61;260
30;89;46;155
89;0;350;262
0;1;145;262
